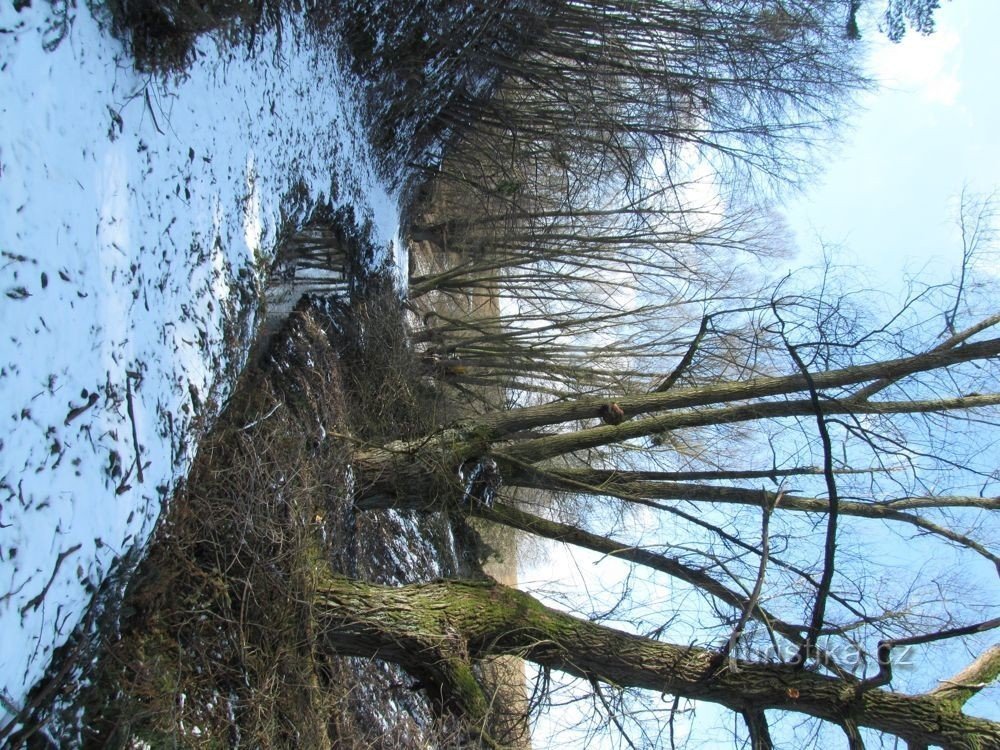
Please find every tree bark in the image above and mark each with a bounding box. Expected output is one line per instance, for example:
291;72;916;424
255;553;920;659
350;393;1000;506
499;393;1000;464
475;337;1000;439
315;576;1000;750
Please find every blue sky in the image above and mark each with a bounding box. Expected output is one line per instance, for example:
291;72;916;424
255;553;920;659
783;0;1000;291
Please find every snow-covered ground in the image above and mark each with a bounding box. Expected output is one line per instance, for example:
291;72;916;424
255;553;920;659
0;1;400;721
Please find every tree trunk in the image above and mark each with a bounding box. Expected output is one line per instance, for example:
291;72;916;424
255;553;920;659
476;337;1000;439
315;576;1000;750
349;392;1000;505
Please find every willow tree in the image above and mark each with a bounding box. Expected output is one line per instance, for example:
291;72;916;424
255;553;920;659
347;290;1000;747
352;0;982;743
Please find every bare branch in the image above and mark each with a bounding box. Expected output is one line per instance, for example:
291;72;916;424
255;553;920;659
655;314;710;392
851;313;1000;402
717;490;779;668
772;300;841;668
863;618;1000;691
930;643;1000;708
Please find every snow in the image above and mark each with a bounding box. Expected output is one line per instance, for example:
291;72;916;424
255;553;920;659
0;1;400;719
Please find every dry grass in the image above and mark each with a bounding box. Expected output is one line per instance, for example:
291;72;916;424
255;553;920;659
330;290;456;442
69;292;522;748
79;323;349;747
100;0;347;72
102;0;265;71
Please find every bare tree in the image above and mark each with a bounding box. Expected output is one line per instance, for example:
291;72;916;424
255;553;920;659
349;283;1000;746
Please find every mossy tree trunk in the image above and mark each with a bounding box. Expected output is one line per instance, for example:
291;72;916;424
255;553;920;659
316;576;1000;750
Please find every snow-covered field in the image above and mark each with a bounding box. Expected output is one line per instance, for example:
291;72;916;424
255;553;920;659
0;1;399;721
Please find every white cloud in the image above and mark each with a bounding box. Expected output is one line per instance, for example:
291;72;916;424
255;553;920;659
869;28;962;106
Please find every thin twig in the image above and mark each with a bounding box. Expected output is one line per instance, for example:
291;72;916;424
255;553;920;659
717;490;782;668
241;401;284;431
126;374;144;484
772;300;841;669
19;544;83;616
861;617;1000;692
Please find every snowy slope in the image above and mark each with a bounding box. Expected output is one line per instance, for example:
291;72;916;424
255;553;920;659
0;1;399;720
